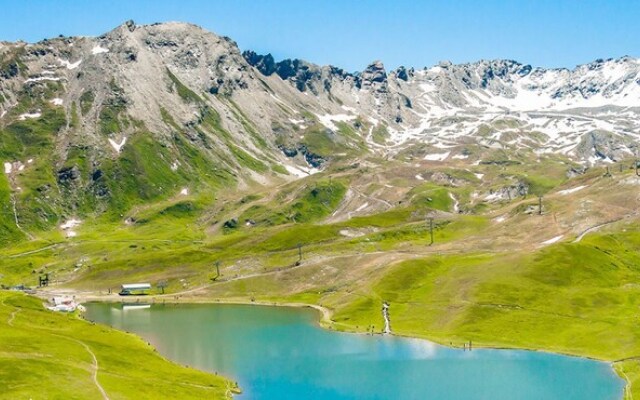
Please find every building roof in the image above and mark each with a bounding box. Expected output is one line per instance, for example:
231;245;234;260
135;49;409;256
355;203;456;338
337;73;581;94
121;283;151;290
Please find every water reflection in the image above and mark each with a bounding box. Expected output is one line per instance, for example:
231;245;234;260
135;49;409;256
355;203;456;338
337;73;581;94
86;303;624;400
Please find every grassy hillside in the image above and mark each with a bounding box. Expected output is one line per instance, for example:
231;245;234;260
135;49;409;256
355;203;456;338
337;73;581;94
1;155;639;397
0;291;236;399
327;230;640;354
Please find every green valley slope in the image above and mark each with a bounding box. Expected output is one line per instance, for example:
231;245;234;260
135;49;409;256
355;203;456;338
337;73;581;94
2;155;639;398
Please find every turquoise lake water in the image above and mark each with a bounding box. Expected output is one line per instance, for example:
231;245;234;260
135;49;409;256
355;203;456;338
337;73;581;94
85;303;624;400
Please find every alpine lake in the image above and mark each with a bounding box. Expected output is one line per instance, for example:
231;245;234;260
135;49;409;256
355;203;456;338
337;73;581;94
85;302;624;399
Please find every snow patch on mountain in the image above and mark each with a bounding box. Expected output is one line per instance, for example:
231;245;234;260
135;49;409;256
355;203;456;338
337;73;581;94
19;112;41;120
541;235;563;245
288;118;306;129
558;185;587;195
92;45;109;54
316;113;356;131
108;137;127;153
24;76;60;83
60;219;82;230
424;151;450;161
59;58;82;69
285;164;320;177
60;218;82;238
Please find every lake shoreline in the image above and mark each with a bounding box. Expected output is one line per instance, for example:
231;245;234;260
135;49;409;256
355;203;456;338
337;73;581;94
41;288;629;398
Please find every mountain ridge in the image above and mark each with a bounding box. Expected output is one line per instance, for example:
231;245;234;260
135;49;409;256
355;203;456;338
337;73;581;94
0;20;638;241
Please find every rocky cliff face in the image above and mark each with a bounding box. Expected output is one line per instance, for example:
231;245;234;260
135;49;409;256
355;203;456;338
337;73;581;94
0;21;638;237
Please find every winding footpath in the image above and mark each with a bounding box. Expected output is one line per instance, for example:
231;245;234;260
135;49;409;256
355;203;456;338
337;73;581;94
81;342;109;400
7;308;20;327
69;337;110;400
3;300;108;399
573;212;637;243
449;192;460;213
50;333;110;400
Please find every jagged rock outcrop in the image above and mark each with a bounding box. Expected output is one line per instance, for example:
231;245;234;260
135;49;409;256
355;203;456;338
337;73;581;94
574;130;638;162
394;66;412;81
242;50;276;76
486;182;530;202
359;60;387;85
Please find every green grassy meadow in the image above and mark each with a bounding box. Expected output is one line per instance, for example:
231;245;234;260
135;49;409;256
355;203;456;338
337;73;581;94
0;291;236;399
1;155;639;398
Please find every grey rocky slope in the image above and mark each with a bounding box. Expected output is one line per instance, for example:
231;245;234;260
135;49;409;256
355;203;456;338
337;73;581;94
0;21;638;237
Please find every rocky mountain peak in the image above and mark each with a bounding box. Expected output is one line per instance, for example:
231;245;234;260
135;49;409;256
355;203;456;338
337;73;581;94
0;21;639;238
394;66;413;81
361;60;386;82
242;50;276;75
357;60;387;93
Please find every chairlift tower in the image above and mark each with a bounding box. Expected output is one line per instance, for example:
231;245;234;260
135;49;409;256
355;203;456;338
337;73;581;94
295;243;303;266
211;261;221;281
